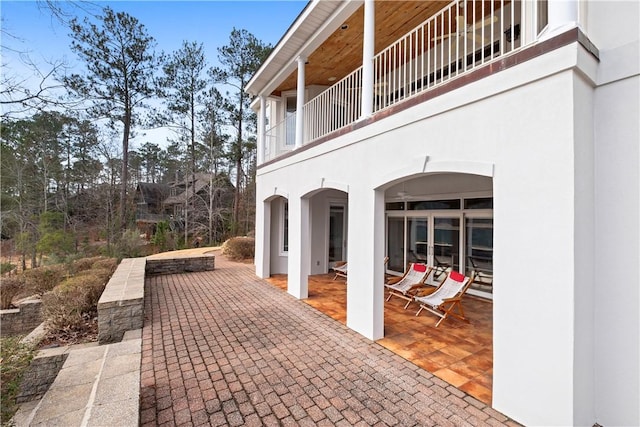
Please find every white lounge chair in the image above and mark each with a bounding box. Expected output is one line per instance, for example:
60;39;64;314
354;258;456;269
331;262;348;280
384;263;433;309
414;270;473;327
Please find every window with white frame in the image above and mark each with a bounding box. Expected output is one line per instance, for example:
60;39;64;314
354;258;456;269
281;199;288;254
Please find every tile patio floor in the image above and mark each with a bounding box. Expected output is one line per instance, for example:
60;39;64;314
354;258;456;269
267;274;494;405
140;253;514;426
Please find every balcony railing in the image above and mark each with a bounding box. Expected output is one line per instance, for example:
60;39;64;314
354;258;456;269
263;0;533;163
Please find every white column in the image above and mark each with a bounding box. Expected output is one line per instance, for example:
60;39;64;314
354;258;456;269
547;0;579;33
295;56;306;149
287;195;309;299
346;187;385;340
361;0;375;118
255;198;270;278
257;96;266;165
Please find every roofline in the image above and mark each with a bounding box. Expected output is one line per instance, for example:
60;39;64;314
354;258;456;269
246;0;362;98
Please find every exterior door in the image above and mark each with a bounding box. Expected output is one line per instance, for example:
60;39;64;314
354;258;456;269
328;204;347;267
431;216;461;280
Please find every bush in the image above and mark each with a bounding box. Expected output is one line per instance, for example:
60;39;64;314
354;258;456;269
69;256;116;275
222;237;255;261
91;257;118;274
22;264;67;296
0;262;16;275
42;272;106;333
0;337;36;425
0;277;25;309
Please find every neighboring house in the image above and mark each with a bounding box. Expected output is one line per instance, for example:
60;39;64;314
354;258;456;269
162;172;235;238
134;182;171;237
247;1;638;426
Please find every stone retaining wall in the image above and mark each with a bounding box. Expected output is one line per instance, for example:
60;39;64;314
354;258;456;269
145;254;215;275
0;299;43;338
97;258;145;344
16;347;70;403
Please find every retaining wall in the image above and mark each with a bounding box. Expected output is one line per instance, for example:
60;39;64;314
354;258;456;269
97;258;145;344
145;254;215;275
0;299;43;337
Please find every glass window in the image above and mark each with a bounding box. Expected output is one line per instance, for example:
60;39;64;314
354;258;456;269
537;0;548;34
282;200;288;253
465;218;493;291
433;217;460;277
408;199;460;210
407;218;428;266
464;197;493;209
387;217;405;272
385;202;405;211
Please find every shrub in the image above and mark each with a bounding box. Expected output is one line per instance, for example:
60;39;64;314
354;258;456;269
69;256;116;275
0;262;16;275
91;257;118;274
42;272;106;333
22;264;67;296
222;237;255;261
0;337;36;424
0;277;25;309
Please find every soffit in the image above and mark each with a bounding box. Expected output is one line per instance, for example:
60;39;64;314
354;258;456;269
248;1;507;98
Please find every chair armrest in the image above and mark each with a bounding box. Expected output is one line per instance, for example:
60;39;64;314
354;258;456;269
385;276;402;285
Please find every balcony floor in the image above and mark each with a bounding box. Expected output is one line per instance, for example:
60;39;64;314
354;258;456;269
267;274;493;405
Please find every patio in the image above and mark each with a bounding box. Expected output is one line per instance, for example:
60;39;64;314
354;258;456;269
267;274;493;405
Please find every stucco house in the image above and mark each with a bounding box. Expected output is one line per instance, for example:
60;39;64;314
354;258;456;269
247;1;639;426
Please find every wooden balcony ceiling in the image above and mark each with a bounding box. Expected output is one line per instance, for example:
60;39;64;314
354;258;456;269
273;1;503;95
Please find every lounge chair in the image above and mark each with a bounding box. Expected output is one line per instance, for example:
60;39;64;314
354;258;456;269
332;261;348;280
414;270;473;327
433;254;451;279
467;255;493;286
384;263;433;309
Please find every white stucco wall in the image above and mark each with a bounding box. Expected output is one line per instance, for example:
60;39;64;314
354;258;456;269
255;24;639;423
593;54;640;427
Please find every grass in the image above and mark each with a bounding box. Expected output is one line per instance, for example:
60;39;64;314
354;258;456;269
0;337;36;425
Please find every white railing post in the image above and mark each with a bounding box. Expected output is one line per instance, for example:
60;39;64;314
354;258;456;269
361;0;375;118
295;56;306;149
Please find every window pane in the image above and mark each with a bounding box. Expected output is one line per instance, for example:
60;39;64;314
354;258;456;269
283;201;289;252
385;202;405;211
408;199;460;210
387;217;405;272
465;218;493;292
464;197;493;209
433;217;460;278
407;218;428;266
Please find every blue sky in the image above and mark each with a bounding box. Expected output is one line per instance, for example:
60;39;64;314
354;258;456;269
2;1;307;69
1;0;307;147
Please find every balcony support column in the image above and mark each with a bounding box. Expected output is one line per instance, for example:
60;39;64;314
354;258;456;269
257;95;266;165
547;0;579;33
361;0;375;118
295;56;306;149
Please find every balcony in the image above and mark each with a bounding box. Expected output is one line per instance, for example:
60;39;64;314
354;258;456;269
262;0;537;163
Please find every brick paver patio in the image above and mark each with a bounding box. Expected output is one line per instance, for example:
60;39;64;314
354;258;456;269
140;254;517;426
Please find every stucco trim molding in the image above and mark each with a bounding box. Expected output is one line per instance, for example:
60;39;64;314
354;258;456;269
264;187;289;202
374;157;494;190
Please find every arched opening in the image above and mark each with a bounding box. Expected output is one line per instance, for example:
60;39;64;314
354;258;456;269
381;172;494;404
